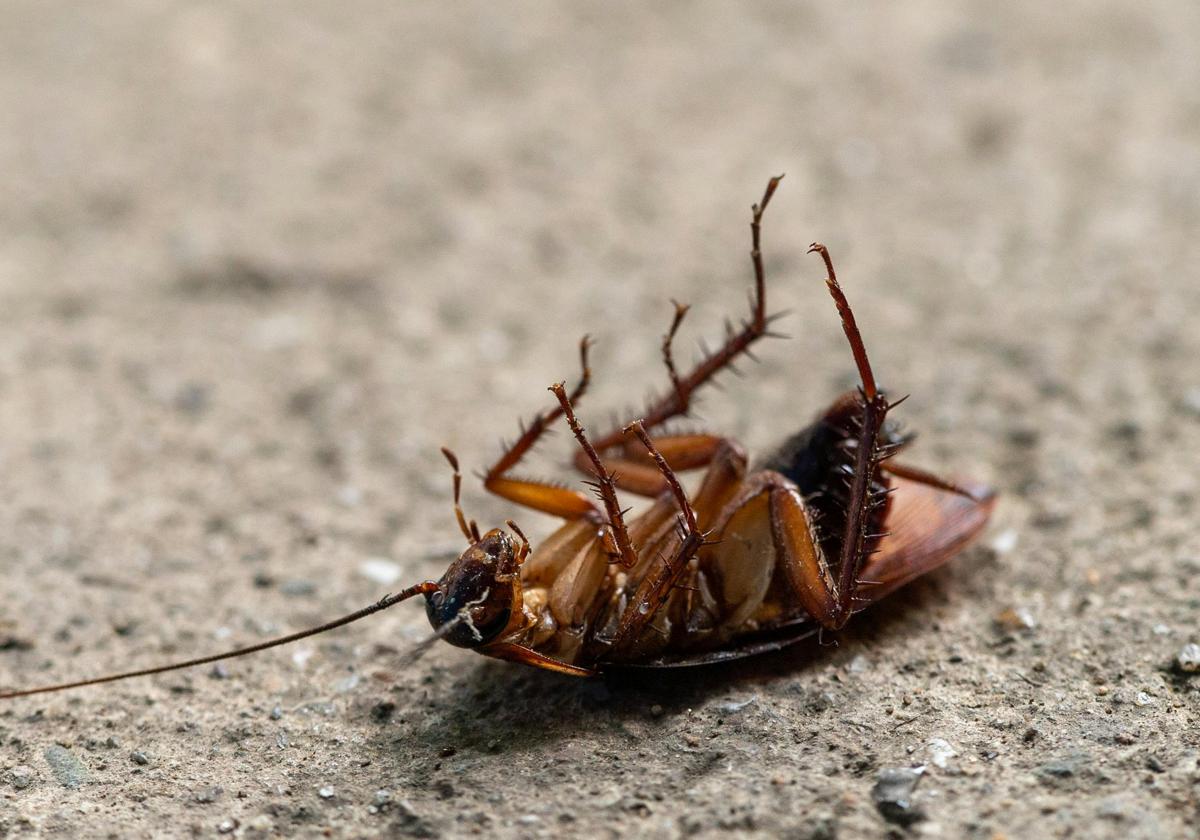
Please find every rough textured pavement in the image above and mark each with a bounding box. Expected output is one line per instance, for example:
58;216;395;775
2;3;1199;837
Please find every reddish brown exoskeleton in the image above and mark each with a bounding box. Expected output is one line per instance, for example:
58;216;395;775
0;176;993;698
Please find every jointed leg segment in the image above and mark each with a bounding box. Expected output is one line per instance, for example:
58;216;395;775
550;382;640;569
481;336;603;521
581;175;786;463
441;447;481;544
608;421;707;654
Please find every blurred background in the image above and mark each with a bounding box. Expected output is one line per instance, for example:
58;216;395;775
2;3;1198;837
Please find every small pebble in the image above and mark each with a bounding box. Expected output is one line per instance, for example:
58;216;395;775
280;579;317;597
217;818;239;834
717;695;757;713
1115;732;1136;745
210;663;230;680
370;700;397;722
195;786;223;804
269;706;283;721
926;738;957;769
130;751;150;766
1037;752;1090;782
318;786;335;799
8;765;34;790
246;815;273;832
1175;643;1200;672
334;674;361;693
358;557;402;585
990;529;1018;554
847;654;870;674
994;606;1036;631
1134;691;1154;706
872;767;925;826
44;745;88;789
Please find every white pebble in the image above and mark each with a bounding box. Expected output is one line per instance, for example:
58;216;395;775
926;738;958;769
1177;643;1200;672
359;557;402;585
990;529;1018;554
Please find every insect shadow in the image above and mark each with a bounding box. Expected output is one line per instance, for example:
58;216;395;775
400;563;973;756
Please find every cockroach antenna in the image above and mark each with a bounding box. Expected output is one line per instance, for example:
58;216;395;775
0;582;438;700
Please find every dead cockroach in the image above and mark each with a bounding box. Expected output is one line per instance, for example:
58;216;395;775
0;176;994;698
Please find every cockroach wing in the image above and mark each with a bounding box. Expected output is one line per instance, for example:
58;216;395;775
858;475;995;606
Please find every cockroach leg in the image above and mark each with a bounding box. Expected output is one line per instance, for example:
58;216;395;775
481;336;603;521
479;642;597;677
880;460;982;502
810;243;892;627
550;381;640;569
441;447;480;543
661;299;692;408
807;242;877;401
583;175;786;462
606;423;708;655
505;518;531;563
578;433;731;498
624;422;698;533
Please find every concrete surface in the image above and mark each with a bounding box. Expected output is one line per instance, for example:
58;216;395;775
1;2;1199;837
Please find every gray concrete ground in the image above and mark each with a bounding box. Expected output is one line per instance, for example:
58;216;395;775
1;2;1199;837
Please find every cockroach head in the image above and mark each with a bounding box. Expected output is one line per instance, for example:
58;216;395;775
424;528;522;648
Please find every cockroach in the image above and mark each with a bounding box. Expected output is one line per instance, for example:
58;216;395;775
0;176;994;698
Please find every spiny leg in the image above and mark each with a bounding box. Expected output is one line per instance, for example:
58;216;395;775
661;299;691;410
574;295;735;491
482;336;602;520
583;176;787;459
807;242;895;627
625;421;699;534
583;432;733;498
807;243;877;400
550;382;639;568
608;424;708;655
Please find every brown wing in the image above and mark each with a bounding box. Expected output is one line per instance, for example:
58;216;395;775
858;475;996;605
